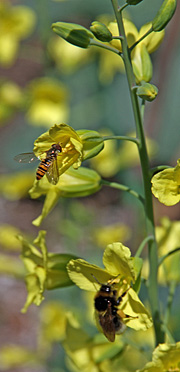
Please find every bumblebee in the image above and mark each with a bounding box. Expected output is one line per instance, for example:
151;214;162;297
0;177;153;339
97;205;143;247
94;279;130;342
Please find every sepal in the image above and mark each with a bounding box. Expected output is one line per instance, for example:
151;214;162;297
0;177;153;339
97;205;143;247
90;21;112;42
137;82;158;101
77;129;104;160
52;22;94;48
152;0;177;32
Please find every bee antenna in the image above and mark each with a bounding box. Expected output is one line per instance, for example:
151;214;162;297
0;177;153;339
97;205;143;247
91;274;102;285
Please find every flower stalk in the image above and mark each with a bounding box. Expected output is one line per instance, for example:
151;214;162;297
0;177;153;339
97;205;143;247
111;0;164;345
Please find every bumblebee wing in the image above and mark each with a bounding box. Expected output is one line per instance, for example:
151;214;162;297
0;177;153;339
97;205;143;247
98;310;116;342
46;157;59;185
14;152;37;163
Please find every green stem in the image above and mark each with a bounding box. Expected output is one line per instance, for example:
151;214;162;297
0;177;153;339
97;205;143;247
103;135;139;145
135;235;154;258
119;3;129;12
112;36;124;40
90;39;121;55
150;165;171;177
158;247;180;267
101;179;144;204
163;280;176;342
130;28;152;52
141;99;146;120
111;0;164;345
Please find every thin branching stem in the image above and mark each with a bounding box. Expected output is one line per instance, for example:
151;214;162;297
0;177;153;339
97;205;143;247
103;135;139;145
101;179;144;204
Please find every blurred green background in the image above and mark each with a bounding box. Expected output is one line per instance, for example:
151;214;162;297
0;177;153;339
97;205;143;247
0;0;180;371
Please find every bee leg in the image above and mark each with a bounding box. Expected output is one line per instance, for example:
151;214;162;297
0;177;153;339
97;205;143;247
116;287;130;305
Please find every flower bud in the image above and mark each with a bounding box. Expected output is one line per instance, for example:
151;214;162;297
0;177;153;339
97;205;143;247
152;0;177;32
137;82;158;101
90;21;112;42
52;22;94;48
132;44;152;84
77;129;104;160
126;0;144;4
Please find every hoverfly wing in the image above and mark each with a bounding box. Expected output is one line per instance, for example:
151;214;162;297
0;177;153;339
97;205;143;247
14;152;37;164
46;157;59;185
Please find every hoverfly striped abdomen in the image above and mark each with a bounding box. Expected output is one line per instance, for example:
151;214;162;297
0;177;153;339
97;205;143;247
36;143;62;183
14;143;62;185
36;158;52;180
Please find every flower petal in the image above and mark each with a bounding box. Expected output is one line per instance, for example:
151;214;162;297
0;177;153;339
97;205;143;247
151;167;180;206
121;288;153;331
67;258;114;291
103;243;137;283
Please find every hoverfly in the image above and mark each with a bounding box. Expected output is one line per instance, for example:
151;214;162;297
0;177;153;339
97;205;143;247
14;143;62;185
93;275;131;342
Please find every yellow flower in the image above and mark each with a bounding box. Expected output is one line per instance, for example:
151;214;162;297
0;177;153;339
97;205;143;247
0;224;23;251
90;130;120;177
39;301;67;350
30;166;101;226
142;217;180;284
63;313;125;372
90;130;157;176
151;160;180;206
48;36;92;74
0;2;36;67
0;345;40;370
0;253;25;279
93;223;131;249
95;18;164;84
0;171;34;200
26;77;69;127
0;80;23;124
31;123;103;186
19;231;77;312
34;123;83;173
67;242;152;341
156;217;180;283
138;342;180;372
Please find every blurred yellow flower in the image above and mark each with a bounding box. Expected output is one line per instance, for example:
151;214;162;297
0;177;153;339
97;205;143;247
151;160;180;206
39;301;67;350
63;313;124;372
138;342;180;372
142;217;180;284
0;1;36;67
90;130;120;177
0;224;22;251
157;217;180;284
0;171;34;200
48;36;93;74
26;77;69;127
90;130;157;177
0;345;41;370
0;253;25;279
132;22;164;84
93;223;131;248
0;80;23;124
96;18;164;84
118;134;157;169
